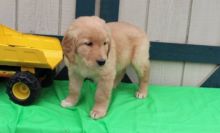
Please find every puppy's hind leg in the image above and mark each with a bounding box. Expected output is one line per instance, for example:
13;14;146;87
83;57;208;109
133;61;150;99
131;40;150;99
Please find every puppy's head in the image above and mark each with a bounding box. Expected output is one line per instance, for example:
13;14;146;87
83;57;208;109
62;16;111;68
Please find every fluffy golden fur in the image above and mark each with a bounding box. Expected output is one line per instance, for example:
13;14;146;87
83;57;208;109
61;16;150;119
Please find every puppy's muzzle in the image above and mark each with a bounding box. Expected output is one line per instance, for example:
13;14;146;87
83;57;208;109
96;59;106;66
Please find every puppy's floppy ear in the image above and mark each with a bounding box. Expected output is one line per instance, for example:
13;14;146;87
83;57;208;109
62;30;77;64
105;26;112;58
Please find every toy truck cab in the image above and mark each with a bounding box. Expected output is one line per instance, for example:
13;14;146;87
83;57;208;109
0;24;63;105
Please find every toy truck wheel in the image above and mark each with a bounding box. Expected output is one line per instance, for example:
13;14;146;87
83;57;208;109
6;71;41;105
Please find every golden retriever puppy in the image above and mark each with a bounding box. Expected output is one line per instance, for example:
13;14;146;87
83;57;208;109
61;16;150;119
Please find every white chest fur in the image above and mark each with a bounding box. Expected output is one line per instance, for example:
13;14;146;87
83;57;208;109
75;65;98;79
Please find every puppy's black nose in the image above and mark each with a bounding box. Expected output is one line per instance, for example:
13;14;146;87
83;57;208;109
96;59;106;66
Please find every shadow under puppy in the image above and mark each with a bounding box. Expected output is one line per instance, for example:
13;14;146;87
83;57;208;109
61;16;150;119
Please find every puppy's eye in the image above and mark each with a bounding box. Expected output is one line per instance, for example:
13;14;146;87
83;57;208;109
104;42;108;45
84;42;93;46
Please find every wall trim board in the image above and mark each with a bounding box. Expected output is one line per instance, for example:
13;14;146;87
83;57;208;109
75;0;120;22
150;42;220;64
75;0;95;18
100;0;120;22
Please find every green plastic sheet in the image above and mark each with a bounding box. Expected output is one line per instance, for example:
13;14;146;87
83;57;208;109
1;80;220;133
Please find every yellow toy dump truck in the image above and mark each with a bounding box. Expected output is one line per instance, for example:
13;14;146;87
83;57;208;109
0;24;63;105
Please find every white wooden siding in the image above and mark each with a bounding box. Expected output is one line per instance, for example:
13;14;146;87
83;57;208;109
0;0;16;28
60;0;76;34
0;0;219;87
17;0;60;34
119;0;149;30
182;0;220;86
147;0;191;86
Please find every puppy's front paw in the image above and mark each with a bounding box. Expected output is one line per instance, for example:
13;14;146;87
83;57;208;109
136;90;147;99
90;109;106;119
61;97;76;108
